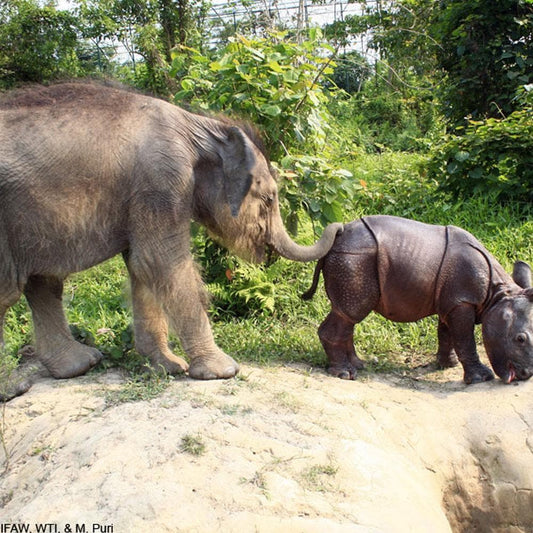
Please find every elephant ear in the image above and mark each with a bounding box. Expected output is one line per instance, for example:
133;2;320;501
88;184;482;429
513;260;532;289
222;126;254;217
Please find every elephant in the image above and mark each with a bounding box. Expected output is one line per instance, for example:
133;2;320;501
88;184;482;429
0;81;342;399
302;215;533;385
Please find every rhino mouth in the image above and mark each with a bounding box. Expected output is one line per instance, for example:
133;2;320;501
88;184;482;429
505;362;532;384
506;363;516;384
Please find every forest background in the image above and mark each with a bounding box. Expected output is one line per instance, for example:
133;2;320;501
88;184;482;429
0;0;532;380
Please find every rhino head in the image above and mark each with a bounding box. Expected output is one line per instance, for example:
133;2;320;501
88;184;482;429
482;261;533;383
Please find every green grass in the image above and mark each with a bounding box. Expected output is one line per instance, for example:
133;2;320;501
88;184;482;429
1;152;531;380
103;374;172;406
180;434;206;456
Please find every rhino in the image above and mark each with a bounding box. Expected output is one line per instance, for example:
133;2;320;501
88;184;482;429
302;215;533;384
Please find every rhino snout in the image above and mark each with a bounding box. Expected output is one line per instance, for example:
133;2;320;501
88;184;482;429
506;361;533;383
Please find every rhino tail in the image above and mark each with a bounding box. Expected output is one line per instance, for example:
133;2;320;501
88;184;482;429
301;258;325;301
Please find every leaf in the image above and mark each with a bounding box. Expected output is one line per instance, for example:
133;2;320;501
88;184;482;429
308;27;323;41
180;78;195;91
267;60;283;73
468;167;483;180
454;151;470;162
335;169;353;178
261;104;282;117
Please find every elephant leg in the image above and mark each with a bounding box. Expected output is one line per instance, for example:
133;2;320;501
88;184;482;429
318;310;365;380
126;263;189;375
446;305;494;384
126;246;238;380
175;261;238;379
0;346;51;401
436;319;459;368
24;275;102;378
0;285;45;400
0;275;22;349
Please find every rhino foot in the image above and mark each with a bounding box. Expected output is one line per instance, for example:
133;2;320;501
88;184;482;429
437;350;459;369
463;363;494;385
327;363;361;380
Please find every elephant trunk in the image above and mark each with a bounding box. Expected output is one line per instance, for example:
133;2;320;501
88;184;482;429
268;215;343;262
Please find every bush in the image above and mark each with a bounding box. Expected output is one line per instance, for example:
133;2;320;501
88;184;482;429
170;30;359;229
329;88;440;153
427;103;533;204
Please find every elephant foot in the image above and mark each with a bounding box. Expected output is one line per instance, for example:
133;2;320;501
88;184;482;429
188;349;239;380
39;340;103;379
147;351;189;375
463;363;494;385
0;347;51;401
437;350;459;369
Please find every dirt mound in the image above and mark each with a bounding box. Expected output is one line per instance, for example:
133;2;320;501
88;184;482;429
1;364;532;532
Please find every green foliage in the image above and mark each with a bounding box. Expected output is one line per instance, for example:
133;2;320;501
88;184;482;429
0;0;82;87
75;0;210;95
328;51;371;94
173;31;334;155
323;0;440;93
355;0;439;82
329;87;441;153
171;30;358;228
277;154;359;227
195;231;322;319
427;94;533;203
431;0;533;128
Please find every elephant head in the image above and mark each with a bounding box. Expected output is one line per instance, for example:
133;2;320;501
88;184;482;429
192;124;343;263
482;261;533;383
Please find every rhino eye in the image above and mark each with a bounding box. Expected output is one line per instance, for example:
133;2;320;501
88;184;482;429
516;333;527;345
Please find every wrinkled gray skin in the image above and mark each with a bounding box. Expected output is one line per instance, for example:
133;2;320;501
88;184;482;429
303;215;533;385
0;82;343;400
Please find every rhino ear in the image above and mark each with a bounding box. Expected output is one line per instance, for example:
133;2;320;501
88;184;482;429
512;261;532;289
524;288;533;302
221;126;254;217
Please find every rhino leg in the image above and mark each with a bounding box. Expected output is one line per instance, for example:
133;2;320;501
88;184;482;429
447;305;494;384
436;320;459;368
319;250;379;379
318;311;366;379
24;275;102;378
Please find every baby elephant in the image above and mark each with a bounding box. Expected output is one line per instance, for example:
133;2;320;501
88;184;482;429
303;215;533;385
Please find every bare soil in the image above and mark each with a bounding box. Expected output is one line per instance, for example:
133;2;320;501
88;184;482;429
1;362;532;532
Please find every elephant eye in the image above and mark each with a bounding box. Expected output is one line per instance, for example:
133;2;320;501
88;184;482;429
516;333;527;344
263;194;274;207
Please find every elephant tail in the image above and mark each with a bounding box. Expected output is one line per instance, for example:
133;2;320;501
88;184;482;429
301;258;324;301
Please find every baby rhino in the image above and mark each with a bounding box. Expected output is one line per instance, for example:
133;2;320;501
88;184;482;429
303;215;533;385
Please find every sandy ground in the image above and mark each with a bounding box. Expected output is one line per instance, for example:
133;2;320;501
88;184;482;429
1;362;532;533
